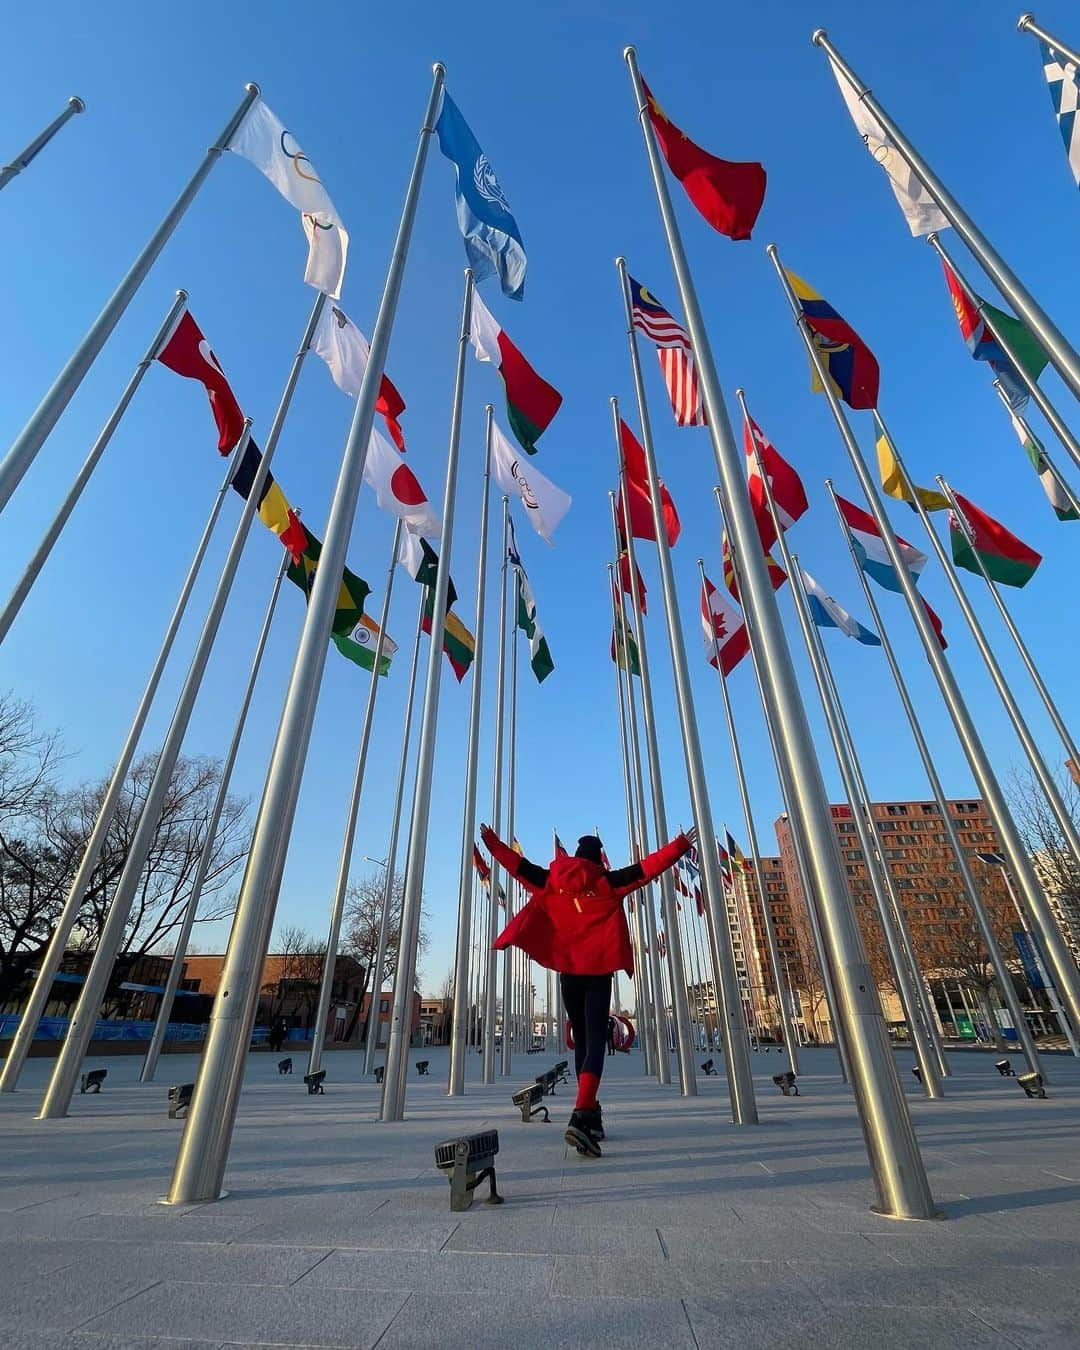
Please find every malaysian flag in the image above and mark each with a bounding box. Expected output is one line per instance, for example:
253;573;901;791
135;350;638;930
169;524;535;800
628;274;706;427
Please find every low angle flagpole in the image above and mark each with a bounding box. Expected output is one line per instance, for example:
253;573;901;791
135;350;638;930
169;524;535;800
694;546;799;1074
309;518;403;1081
991;380;1080;520
168;62;445;1202
939;477;1080;772
769;242;1080;1062
607;443;696;1096
381;267;475;1121
0;84;259;516
142;544;290;1084
500;566;520;1079
449;405;495;1096
0;94;85;193
607;562;656;1076
0;434;247;1095
361;591;426;1078
926;234;1080;478
482;498;510;1085
1018;13;1080;74
813;31;1080;402
827;481;1043;1079
0;289;188;645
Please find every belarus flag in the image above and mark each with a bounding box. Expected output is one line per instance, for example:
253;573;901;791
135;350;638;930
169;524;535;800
470;291;562;456
835;494;927;592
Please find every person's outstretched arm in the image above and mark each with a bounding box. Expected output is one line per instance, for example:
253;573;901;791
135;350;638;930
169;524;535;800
608;827;696;895
480;824;549;892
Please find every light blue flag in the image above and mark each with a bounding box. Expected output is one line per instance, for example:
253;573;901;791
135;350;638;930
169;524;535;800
801;568;881;647
435;90;527;300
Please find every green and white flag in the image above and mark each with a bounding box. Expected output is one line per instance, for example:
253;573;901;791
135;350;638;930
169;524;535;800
508;521;554;682
1009;409;1079;522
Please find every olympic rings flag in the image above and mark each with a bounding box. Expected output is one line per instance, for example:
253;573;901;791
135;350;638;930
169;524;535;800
490;419;570;544
230;99;349;298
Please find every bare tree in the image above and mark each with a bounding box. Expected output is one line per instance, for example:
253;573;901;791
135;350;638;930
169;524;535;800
343;868;428;997
1009;764;1080;960
263;925;327;1030
786;898;830;1042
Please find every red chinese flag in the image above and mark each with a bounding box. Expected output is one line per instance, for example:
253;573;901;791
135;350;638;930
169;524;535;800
615;420;681;547
157;311;246;453
642;78;766;241
922;598;948;651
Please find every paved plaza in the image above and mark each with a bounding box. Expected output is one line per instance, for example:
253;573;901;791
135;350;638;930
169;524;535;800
0;1044;1078;1348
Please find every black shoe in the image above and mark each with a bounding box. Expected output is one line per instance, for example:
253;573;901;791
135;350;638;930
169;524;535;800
576;1104;604;1140
565;1109;602;1157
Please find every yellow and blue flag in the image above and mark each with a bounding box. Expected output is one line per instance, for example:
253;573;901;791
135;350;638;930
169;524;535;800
785;268;879;410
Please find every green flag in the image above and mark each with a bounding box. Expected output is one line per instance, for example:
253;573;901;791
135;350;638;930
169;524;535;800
1008;410;1079;523
612;608;641;676
287;524;392;674
508;523;554;683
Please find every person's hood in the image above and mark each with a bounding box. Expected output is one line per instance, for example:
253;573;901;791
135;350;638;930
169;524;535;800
547;853;607;895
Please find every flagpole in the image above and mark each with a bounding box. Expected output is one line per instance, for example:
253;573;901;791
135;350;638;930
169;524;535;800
925;234;1080;478
607;563;657;1076
382;267;474;1122
695;556;799;1074
361;590;426;1077
141;543;289;1083
712;496;852;1080
0;289;189;645
0;435;247;1095
449;406;494;1095
767;245;1080;1057
309;518;402;1081
939;475;1080;770
1018;13;1080;66
168;63;445;1201
614;551;672;1083
827;481;1042;1078
0;85;259;516
607;483;685;1089
0;95;85;192
991;380;1080;520
482;498;510;1084
786;554;944;1098
812;31;1080;402
500;566;519;1079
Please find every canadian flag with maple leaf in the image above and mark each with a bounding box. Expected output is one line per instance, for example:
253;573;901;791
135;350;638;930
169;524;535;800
700;571;749;676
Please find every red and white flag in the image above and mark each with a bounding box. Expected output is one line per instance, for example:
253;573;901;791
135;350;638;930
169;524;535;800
743;412;808;552
362;428;441;537
616;420;681;547
628;274;706;427
156;310;246;453
701;572;750;676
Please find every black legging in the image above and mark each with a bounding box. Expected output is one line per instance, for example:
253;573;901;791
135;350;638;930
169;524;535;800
561;972;613;1079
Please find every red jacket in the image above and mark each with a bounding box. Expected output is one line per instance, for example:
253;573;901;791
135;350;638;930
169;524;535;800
484;828;692;977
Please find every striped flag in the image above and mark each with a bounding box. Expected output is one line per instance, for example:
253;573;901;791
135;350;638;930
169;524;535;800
628;274;706;427
1038;40;1080;188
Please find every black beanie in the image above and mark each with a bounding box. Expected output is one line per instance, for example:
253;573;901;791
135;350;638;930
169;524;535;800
575;835;604;865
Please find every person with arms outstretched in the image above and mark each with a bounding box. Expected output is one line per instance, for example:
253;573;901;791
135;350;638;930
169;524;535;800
480;824;695;1157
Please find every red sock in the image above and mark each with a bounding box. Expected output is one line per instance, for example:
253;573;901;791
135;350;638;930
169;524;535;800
575;1071;601;1110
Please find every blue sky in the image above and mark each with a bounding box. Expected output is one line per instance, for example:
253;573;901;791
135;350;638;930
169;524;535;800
2;0;1078;999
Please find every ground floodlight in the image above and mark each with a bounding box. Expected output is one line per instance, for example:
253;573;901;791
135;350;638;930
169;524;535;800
995;1059;1015;1077
512;1082;550;1123
434;1130;503;1211
1017;1071;1047;1099
772;1071;799;1096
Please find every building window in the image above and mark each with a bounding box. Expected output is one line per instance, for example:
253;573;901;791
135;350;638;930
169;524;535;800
379;997;389;1014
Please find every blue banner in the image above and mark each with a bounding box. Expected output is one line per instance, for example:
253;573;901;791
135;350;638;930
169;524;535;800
1013;929;1046;990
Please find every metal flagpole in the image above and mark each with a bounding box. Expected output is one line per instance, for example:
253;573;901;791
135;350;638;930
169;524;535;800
381;267;474;1122
362;592;426;1076
0;95;85;192
713;495;852;1080
1018;13;1080;64
607;563;656;1075
0;290;188;645
697;557;799;1074
991;380;1080;521
785;555;943;1099
608;491;675;1085
768;244;1080;1054
828;481;1042;1079
812;30;1080;403
309;519;403;1079
0;85;259;516
449;406;495;1095
142;545;290;1083
940;477;1080;770
482;499;510;1084
0;437;246;1094
167;63;445;1202
926;235;1080;478
42;297;326;1121
501;565;519;1078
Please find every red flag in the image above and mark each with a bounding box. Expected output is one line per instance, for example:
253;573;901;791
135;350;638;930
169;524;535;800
642;77;766;241
377;376;407;453
157;311;246;453
700;572;749;676
722;531;786;601
279;509;307;566
922;598;948;651
615;420;681;547
472;844;491;883
617;548;646;615
743;413;809;553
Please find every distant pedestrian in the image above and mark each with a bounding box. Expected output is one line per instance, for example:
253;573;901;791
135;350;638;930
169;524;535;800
606;1017;617;1056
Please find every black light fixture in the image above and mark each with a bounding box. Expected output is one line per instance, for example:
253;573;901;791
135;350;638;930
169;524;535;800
995;1059;1015;1077
303;1069;326;1095
434;1131;503;1211
1017;1071;1047;1099
773;1071;799;1097
512;1083;550;1123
